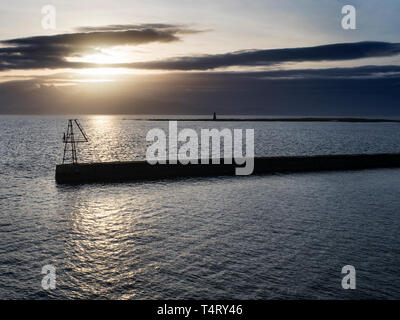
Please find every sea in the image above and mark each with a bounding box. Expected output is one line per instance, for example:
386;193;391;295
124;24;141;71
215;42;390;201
1;115;400;299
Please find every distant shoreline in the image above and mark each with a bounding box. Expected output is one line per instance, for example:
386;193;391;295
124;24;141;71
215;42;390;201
130;117;400;123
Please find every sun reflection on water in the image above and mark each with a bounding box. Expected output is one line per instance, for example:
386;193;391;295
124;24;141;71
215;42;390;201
61;188;141;298
74;116;150;163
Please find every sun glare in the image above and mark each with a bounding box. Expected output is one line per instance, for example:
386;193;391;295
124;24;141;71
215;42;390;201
74;53;125;65
76;68;129;75
67;47;130;64
68;49;151;76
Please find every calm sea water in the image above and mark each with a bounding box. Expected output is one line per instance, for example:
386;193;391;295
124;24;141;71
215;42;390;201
1;115;400;299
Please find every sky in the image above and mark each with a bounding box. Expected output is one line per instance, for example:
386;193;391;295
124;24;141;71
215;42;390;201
0;0;400;115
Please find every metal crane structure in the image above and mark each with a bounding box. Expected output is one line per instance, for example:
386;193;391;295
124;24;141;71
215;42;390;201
62;119;89;164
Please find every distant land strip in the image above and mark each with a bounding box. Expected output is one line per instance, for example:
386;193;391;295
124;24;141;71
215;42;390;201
127;117;400;123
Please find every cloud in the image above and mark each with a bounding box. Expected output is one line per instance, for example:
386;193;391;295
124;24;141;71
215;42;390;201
128;42;400;70
75;23;200;34
76;23;178;32
0;24;198;71
1;23;400;72
238;65;400;79
26;64;400;82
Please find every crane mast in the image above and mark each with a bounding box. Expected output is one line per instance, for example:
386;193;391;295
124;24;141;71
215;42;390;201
62;119;88;164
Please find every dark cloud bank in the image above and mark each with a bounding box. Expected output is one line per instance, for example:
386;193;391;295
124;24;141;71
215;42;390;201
129;42;400;71
0;24;197;71
1;30;400;70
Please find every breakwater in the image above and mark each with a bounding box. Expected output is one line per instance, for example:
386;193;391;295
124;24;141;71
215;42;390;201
55;153;400;184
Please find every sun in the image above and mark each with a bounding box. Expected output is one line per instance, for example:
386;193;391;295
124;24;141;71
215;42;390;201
68;50;130;76
74;53;125;65
76;68;129;75
66;47;163;77
67;46;130;64
66;48;149;76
